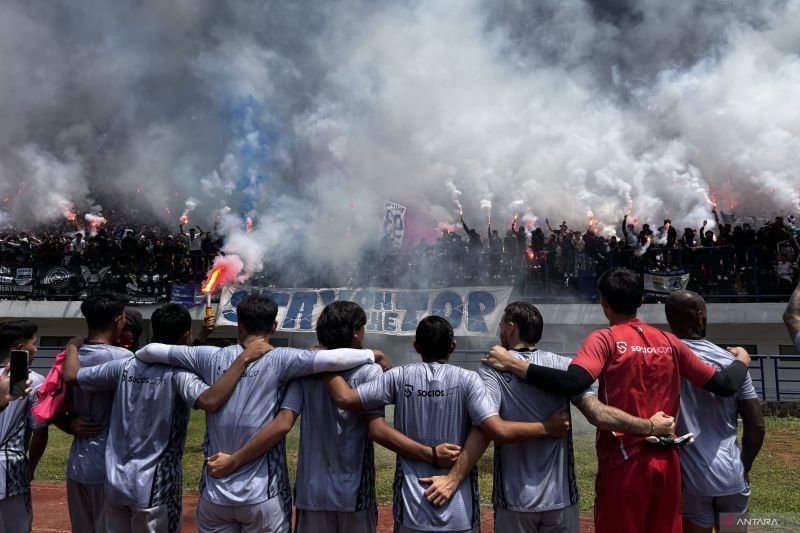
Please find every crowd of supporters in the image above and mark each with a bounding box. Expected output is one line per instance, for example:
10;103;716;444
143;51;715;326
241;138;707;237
0;206;798;300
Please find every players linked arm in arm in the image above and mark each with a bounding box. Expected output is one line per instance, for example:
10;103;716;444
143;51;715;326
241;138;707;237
135;343;376;376
325;373;570;445
207;406;462;479
64;338;274;413
322;374;462;466
482;342;752;397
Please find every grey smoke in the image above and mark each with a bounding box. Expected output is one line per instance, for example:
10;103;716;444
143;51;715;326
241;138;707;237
0;0;798;274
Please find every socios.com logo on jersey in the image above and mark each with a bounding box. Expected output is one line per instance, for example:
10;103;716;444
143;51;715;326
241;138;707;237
616;342;627;354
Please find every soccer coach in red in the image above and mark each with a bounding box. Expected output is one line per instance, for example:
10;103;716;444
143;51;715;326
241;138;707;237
482;268;752;533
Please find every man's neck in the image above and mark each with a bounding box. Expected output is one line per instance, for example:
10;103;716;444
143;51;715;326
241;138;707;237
241;333;271;346
608;314;637;326
676;332;704;340
421;355;449;364
86;330;116;345
510;342;536;351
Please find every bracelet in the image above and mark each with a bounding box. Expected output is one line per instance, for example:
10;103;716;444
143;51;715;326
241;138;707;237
648;420;655;436
431;446;438;467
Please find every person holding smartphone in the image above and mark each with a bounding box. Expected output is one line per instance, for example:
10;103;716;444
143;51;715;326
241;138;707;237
0;320;49;533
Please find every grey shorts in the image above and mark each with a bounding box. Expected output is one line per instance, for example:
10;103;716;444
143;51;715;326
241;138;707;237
106;502;179;533
67;479;107;533
397;525;479;533
196;496;289;533
295;509;376;533
682;488;750;529
0;492;32;533
494;503;580;533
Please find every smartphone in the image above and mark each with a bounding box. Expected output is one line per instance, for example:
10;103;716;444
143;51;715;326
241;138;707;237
9;349;29;398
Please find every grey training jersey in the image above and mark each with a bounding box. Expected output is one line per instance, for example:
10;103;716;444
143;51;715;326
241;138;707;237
0;371;45;500
357;362;495;532
479;350;580;513
161;344;339;515
77;357;207;528
68;343;133;484
677;339;758;496
282;363;384;514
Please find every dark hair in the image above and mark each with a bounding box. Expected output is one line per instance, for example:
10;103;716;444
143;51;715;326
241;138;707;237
237;295;278;335
316;301;367;349
502;302;543;344
415;316;454;360
80;293;128;331
0;320;38;356
124;309;144;338
151;304;192;344
597;268;643;315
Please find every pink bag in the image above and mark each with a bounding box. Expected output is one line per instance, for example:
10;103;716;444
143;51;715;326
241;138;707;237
32;350;68;423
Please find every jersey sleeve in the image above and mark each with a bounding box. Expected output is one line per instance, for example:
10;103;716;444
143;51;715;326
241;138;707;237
465;371;496;425
281;379;304;414
477;364;503;413
136;343;218;383
172;370;210;408
571;330;613;379
275;348;376;382
357;367;400;410
77;358;127;392
27;373;47;430
736;371;759;401
673;340;716;387
353;364;385;417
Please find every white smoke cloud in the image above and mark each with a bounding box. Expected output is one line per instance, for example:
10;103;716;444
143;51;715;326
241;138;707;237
0;0;797;272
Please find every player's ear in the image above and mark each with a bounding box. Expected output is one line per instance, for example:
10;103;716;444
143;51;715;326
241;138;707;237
413;341;422;355
271;321;277;335
449;340;457;354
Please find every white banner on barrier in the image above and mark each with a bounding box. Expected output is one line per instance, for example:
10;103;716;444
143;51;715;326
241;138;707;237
643;271;690;294
217;286;513;336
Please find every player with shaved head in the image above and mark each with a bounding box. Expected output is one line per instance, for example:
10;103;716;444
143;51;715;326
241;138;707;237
665;290;765;533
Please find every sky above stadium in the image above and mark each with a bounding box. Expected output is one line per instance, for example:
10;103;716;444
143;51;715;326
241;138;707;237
0;0;798;270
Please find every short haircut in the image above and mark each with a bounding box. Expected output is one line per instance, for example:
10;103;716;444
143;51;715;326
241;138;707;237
502;302;543;344
597;268;643;315
0;320;38;356
316;301;367;349
151;304;192;344
80;293;128;331
415;316;454;359
237;295;278;335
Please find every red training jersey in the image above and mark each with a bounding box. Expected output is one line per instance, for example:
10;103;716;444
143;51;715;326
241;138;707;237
571;318;714;472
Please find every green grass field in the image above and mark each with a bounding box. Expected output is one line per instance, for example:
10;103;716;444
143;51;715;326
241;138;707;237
35;411;800;513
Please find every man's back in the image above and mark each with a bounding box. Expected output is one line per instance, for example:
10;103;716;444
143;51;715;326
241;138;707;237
156;343;325;510
677;339;757;496
571;319;713;472
68;343;132;484
283;363;383;513
76;357;206;513
479;350;577;512
357;362;494;532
